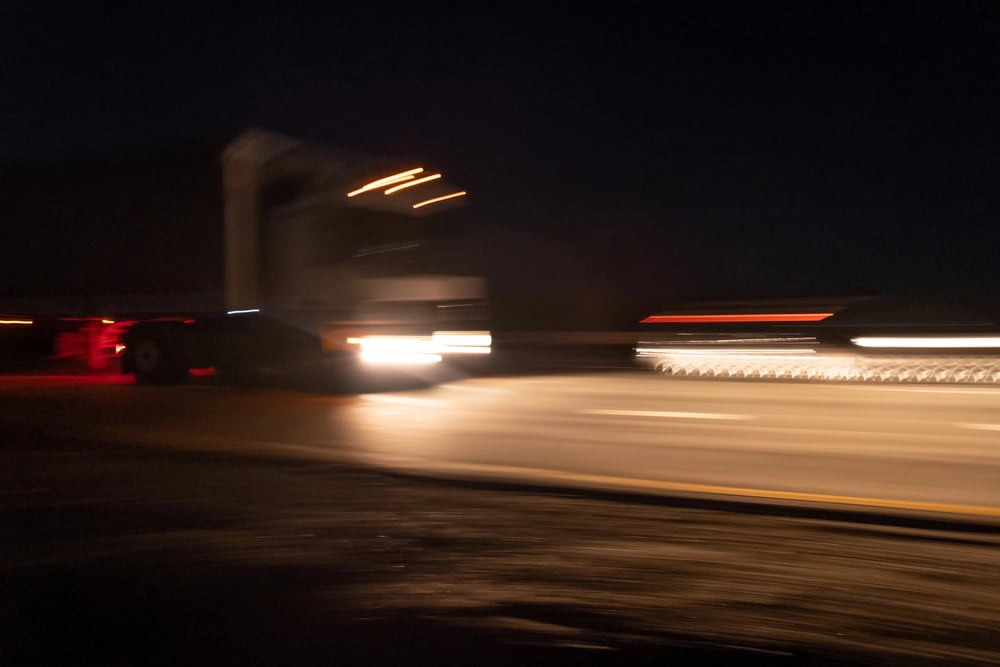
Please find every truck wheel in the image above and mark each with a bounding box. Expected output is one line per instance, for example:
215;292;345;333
131;336;187;383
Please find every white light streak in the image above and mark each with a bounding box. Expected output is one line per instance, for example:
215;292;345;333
360;350;442;365
348;331;492;365
227;308;260;315
432;331;492;348
436;346;492;355
353;335;440;366
852;336;1000;349
635;347;816;356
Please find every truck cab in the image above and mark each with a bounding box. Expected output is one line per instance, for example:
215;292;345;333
122;129;490;383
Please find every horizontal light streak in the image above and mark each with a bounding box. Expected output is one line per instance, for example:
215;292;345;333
412;191;467;209
852;336;1000;349
432;331;492;348
348;331;492;361
437;345;491;355
642;313;834;324
360;350;442;365
353;336;442;366
347;168;424;197
227;308;260;315
383;173;442;194
580;409;751;421
662;336;818;345
635;347;816;356
957;422;1000;432
0;319;33;325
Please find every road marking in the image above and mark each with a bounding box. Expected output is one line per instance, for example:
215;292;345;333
957;423;1000;432
579;409;752;421
394;460;1000;519
840;385;1000;396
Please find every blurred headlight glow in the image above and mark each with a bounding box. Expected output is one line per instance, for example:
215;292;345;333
348;331;491;365
360;350;443;365
432;331;492;354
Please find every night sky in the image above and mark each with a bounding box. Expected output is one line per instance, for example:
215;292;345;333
3;3;1000;320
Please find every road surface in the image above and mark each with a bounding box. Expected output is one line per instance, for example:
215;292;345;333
3;371;999;519
345;373;1000;518
5;371;1000;665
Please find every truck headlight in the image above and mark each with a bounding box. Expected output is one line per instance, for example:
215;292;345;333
347;331;491;366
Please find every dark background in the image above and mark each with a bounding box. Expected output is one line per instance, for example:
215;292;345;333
2;2;999;325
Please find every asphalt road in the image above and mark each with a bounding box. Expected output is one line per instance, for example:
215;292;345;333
3;370;999;519
344;373;1000;518
5;371;1000;665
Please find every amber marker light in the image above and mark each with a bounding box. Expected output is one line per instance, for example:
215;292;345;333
412;191;467;209
347;168;424;197
384;173;442;194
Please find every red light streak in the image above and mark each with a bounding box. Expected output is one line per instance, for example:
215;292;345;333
641;313;834;324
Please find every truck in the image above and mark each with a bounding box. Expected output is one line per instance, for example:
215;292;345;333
0;129;491;383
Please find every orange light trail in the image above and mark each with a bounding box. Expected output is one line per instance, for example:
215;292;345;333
384;173;442;194
0;318;33;325
347;168;424;197
641;313;834;324
412;191;467;209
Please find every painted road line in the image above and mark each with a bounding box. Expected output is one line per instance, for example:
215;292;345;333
391;460;1000;520
956;423;1000;432
840;385;1000;396
579;409;752;421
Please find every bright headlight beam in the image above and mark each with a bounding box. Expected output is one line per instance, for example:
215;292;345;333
852;336;1000;349
432;331;492;348
437;345;491;355
384;173;442;195
412;191;467;209
360;350;442;365
354;336;441;365
348;332;491;364
347;168;424;197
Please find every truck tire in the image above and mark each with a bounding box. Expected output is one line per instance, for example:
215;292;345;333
130;335;188;383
